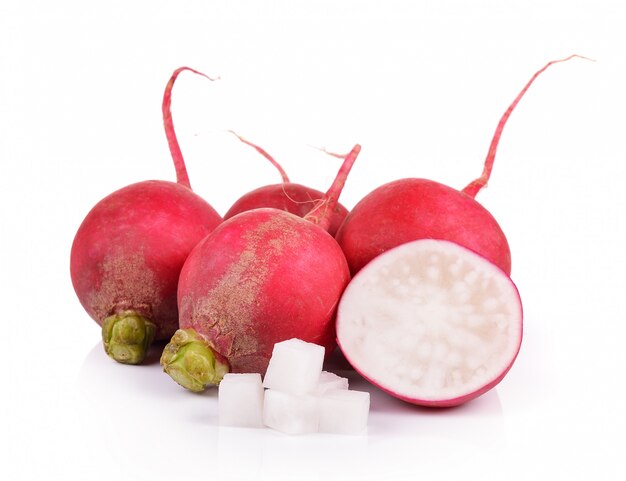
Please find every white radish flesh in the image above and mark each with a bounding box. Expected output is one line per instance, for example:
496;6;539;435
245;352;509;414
336;239;523;407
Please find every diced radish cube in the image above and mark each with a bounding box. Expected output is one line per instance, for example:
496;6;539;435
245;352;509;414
317;389;370;435
263;389;318;435
315;371;349;395
263;338;325;395
218;373;264;428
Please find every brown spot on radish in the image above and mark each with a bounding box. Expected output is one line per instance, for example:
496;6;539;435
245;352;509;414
89;250;160;322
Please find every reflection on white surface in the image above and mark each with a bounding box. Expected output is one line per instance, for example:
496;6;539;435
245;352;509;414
78;341;506;481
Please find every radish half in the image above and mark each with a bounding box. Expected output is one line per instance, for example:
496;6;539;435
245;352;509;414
336;239;523;407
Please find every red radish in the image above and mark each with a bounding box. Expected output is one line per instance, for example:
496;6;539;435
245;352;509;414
70;67;222;364
336;239;523;407
160;144;361;392
224;132;350;236
335;55;588;276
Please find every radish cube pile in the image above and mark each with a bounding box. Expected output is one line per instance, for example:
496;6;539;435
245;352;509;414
218;338;370;435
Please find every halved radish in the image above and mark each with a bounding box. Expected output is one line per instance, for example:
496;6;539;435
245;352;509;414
336;239;523;407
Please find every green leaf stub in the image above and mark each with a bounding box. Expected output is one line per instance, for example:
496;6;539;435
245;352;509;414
102;311;156;365
160;329;229;392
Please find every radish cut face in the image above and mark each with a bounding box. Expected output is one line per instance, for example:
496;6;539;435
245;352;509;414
336;239;523;407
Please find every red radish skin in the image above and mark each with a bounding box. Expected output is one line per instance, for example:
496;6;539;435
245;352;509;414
336;239;523;407
336;55;587;276
337;178;511;275
224;132;349;236
70;67;223;364
160;145;361;392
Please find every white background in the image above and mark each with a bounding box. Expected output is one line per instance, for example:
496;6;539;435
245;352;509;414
1;1;625;480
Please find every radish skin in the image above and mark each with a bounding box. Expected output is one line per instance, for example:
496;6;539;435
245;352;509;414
336;55;588;276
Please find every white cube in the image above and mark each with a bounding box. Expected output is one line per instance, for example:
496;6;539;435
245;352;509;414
315;371;349;395
263;339;325;395
218;373;264;428
263;389;318;435
318;390;370;435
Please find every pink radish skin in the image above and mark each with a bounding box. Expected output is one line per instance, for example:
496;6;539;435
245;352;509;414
69;67;223;364
160;145;361;392
224;132;349;235
336;239;523;407
336;55;587;276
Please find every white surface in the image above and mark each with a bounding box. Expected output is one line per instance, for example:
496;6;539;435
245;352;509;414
1;0;625;480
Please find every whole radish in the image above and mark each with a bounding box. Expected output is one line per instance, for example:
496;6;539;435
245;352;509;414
160;144;361;392
70;67;222;364
224;132;349;236
335;55;588;276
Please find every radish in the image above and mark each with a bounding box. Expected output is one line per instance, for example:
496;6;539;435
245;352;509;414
335;55;587;276
70;67;222;364
224;132;349;236
336;239;523;407
160;144;361;392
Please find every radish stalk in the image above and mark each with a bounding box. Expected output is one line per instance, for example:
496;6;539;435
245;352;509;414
227;130;291;182
463;54;592;198
304;145;360;231
162;67;219;190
